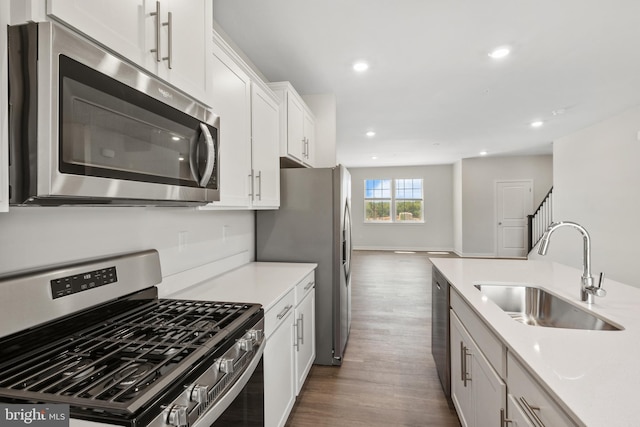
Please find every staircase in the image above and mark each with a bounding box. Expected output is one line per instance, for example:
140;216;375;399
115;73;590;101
527;187;553;252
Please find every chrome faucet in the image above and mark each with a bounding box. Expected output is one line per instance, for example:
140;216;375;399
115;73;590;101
537;221;606;304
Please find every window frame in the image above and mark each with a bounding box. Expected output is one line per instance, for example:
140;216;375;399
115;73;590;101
363;178;424;224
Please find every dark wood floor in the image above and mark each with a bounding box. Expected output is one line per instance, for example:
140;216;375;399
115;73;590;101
285;250;460;427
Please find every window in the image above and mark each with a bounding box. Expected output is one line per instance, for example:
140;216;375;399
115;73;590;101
364;178;423;223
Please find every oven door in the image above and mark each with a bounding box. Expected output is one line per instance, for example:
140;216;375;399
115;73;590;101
193;344;265;427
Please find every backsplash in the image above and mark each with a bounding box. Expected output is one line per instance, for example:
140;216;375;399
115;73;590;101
0;207;254;280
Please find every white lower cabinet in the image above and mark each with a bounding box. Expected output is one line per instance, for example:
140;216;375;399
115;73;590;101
294;274;315;395
450;311;506;427
264;271;316;427
264;290;295;427
506;352;578;427
450;289;579;427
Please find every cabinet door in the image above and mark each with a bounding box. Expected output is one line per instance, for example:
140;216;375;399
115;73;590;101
202;42;251;208
506;394;536;427
264;310;295;427
162;0;209;99
294;289;315;394
286;93;305;162
302;111;315;167
471;333;506;427
251;84;280;208
450;312;473;427
47;0;151;68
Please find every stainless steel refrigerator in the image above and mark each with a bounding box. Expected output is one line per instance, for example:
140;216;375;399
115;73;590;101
256;165;352;366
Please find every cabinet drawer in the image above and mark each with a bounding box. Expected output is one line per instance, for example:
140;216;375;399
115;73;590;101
295;272;315;305
451;288;505;378
507;353;578;426
265;289;295;339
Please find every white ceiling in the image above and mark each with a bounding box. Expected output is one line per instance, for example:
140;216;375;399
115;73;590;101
212;0;640;168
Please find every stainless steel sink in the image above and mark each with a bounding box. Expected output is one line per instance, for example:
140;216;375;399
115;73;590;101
474;284;623;331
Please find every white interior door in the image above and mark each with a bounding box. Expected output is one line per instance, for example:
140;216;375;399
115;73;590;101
496;180;533;258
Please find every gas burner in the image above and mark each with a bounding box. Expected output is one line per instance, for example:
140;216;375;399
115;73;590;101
192;320;220;330
62;358;96;379
113;363;156;388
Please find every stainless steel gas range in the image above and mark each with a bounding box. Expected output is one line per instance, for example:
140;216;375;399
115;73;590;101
0;250;264;427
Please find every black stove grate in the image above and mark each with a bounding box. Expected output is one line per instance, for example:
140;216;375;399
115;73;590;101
0;298;258;415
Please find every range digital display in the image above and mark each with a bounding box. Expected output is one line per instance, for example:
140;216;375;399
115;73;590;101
50;266;117;299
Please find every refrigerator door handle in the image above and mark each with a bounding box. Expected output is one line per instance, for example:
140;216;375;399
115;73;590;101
343;200;353;283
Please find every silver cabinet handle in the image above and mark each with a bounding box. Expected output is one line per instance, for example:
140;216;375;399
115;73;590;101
298;313;304;345
519;397;545;427
150;1;161;62
500;408;512;427
304;281;314;291
301;138;306;158
198;123;215;187
256;170;262;200
162;11;173;69
248;170;254;198
276;304;293;320
460;341;471;387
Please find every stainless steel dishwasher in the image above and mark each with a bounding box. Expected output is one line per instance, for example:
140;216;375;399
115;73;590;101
431;266;451;404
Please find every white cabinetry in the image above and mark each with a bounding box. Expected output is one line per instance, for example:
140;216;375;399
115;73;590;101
264;271;316;427
47;0;211;102
206;39;252;208
294;273;315;394
201;30;280;210
449;288;578;427
450;290;506;427
506;353;578;427
250;84;280;208
264;289;295;427
269;82;316;167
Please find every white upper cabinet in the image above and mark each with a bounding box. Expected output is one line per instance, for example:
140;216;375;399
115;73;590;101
251;84;280;209
201;29;280;210
269;82;316;168
204;40;252;208
47;0;211;102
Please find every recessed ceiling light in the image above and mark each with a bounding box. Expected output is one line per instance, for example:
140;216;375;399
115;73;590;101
531;120;544;128
480;151;488;156
353;61;369;72
366;131;376;137
371;156;378;160
488;46;511;59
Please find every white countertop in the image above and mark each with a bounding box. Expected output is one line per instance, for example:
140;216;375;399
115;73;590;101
166;261;317;311
431;258;640;427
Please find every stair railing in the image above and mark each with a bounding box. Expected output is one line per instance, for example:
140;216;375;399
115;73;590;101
527;187;553;252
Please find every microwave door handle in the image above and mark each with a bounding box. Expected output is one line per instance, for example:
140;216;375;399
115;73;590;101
198;123;215;187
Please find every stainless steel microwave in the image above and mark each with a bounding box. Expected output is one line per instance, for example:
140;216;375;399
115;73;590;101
8;21;220;206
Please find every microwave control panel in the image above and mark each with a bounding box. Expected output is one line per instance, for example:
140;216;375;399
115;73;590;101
50;266;118;299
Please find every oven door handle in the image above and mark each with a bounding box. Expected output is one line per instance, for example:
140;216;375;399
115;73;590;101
198;123;216;188
192;339;266;427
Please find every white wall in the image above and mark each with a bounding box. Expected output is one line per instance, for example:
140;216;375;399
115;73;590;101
453;160;463;254
460;155;553;257
533;105;640;287
349;165;453;251
0;208;254;293
302;93;337;168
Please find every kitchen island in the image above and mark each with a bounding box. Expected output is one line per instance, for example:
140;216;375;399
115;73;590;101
432;258;640;427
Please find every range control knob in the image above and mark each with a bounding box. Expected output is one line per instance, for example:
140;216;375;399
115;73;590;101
247;329;263;342
219;358;235;374
166;404;188;427
190;384;209;404
238;338;253;352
